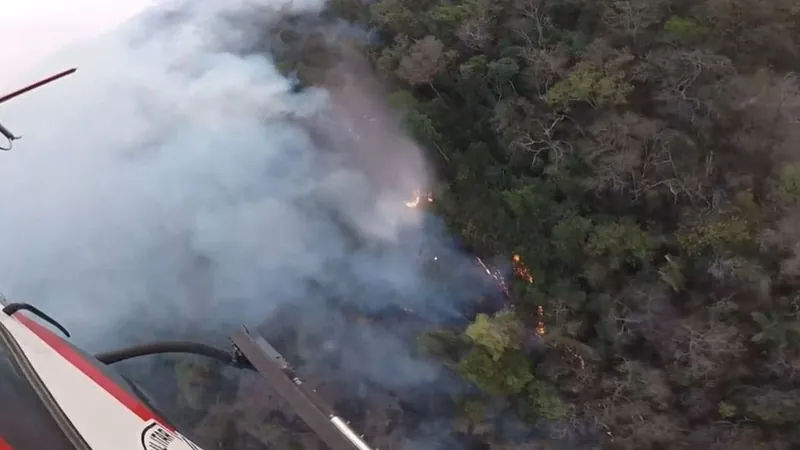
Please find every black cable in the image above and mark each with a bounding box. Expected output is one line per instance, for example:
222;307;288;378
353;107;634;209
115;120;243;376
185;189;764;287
2;303;70;337
0;137;12;151
94;341;254;370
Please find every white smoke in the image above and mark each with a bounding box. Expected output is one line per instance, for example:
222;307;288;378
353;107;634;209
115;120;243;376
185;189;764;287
0;0;458;359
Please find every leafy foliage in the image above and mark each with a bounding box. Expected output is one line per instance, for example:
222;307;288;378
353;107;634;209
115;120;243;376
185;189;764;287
464;310;523;360
457;347;534;396
341;0;800;446
182;0;800;448
336;0;800;444
545;60;633;108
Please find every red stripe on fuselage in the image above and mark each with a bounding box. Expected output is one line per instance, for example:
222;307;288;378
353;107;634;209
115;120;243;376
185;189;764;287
0;436;12;450
12;314;174;431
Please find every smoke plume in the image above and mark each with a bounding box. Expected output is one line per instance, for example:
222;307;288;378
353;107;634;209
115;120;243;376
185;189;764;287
0;0;489;400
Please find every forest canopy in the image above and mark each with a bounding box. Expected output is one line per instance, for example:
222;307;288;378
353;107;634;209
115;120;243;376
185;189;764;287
163;0;800;449
323;0;800;448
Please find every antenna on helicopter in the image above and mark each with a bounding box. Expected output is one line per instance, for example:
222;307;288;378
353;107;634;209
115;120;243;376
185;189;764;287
0;67;77;151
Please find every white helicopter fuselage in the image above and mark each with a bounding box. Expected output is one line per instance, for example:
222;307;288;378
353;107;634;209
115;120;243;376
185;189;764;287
0;308;203;450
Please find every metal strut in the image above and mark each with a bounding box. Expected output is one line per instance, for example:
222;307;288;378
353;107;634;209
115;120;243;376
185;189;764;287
90;326;376;450
0;68;77;105
231;327;375;450
0;68;77;150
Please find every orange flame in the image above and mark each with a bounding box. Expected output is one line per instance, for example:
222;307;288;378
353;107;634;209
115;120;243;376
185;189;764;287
535;305;546;336
407;196;546;337
405;190;433;208
512;254;535;284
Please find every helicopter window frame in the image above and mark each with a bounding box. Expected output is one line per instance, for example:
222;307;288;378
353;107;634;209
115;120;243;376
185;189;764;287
0;321;91;450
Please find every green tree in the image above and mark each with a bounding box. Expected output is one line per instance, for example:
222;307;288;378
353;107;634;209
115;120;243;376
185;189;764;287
425;1;481;38
586;219;653;270
520;379;569;421
551;214;593;268
545;59;633;108
662;15;710;44
465;309;523;360
458;347;534;396
370;0;424;36
677;216;754;257
718;401;737;418
775;163;800;205
396;35;458;89
751;311;800;349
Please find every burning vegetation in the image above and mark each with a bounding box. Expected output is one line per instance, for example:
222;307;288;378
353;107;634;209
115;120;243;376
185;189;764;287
407;190;546;341
404;189;433;208
252;0;800;446
113;0;800;448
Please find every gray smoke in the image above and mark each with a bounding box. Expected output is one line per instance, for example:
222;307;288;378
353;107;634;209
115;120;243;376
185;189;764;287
0;0;487;393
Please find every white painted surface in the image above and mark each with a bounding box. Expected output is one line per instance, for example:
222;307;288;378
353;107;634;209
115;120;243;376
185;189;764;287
0;310;204;450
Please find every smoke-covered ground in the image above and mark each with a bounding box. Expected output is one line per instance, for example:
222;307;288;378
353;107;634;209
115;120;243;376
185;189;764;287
0;0;503;448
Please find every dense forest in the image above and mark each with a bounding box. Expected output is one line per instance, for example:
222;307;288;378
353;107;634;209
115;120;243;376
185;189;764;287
142;0;800;449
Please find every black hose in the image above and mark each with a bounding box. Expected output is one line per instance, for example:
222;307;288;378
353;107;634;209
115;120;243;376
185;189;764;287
3;302;70;337
94;341;252;369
